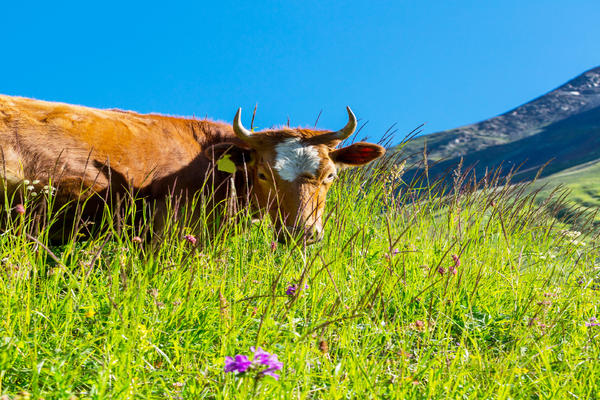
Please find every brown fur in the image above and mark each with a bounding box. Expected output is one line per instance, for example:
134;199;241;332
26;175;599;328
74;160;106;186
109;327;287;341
0;94;385;243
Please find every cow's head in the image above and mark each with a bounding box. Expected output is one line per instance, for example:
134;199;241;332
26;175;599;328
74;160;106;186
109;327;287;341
205;107;385;244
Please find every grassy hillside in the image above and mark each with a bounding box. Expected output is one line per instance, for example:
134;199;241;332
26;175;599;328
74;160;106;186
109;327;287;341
532;160;600;225
1;163;599;399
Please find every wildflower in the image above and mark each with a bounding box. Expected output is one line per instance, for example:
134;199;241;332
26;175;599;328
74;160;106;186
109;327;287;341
585;317;600;327
285;283;309;296
224;354;252;373
560;229;581;239
514;367;529;375
451;254;460;268
413;320;425;331
437;266;446;275
224;347;284;380
286;284;298;296
385;248;400;259
132;236;143;244
270;241;277;251
251;347;284;380
84;309;96;318
183;234;197;245
15;204;26;215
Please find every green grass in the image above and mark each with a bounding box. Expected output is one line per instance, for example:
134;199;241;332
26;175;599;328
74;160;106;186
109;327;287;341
1;162;599;399
532;159;600;225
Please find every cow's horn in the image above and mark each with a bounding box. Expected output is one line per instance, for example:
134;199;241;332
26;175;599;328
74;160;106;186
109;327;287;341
312;106;357;143
233;108;254;143
335;106;357;140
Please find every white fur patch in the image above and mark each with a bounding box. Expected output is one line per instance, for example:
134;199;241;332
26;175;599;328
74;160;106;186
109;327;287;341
273;138;321;182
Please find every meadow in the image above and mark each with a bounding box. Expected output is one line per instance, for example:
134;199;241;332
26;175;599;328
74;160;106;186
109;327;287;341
0;152;599;399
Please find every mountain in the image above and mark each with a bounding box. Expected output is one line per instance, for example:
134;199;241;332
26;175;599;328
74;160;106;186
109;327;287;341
398;66;600;226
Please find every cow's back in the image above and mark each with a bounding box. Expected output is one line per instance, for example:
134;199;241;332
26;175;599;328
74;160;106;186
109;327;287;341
0;95;240;239
0;95;209;191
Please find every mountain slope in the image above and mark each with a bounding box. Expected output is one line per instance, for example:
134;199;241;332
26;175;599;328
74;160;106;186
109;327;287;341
420;103;600;181
401;66;600;164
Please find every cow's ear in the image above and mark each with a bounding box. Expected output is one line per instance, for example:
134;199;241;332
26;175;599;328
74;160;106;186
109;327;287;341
330;142;385;169
204;142;254;172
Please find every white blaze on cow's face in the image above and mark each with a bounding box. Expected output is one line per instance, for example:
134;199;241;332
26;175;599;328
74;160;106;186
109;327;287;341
273;138;321;181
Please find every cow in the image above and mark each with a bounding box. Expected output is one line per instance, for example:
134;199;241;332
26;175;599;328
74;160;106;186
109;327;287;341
0;95;385;243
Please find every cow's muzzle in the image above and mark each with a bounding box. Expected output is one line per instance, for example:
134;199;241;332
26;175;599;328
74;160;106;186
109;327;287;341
277;225;323;245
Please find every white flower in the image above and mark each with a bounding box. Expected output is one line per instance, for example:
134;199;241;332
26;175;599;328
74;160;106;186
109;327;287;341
560;229;581;239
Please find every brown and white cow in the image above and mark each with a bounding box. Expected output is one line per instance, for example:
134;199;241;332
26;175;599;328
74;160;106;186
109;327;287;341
0;95;384;243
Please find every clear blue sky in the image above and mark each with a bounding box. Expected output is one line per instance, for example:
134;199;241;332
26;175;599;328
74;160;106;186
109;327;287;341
3;1;599;143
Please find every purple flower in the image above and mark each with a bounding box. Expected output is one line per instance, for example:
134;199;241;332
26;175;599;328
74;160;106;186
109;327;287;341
183;234;197;245
224;354;252;373
451;254;461;268
285;283;309;297
15;204;25;215
224;347;283;380
286;284;298;296
270;241;277;252
585;317;600;327
251;347;283;380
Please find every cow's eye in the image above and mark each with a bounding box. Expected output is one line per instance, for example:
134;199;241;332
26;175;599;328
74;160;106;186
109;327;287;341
324;173;337;183
258;172;267;181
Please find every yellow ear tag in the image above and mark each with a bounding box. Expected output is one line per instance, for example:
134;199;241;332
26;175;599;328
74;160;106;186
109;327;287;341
217;154;236;173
